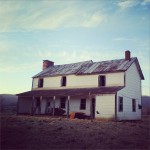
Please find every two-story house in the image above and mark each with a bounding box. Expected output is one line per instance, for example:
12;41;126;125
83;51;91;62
17;51;144;120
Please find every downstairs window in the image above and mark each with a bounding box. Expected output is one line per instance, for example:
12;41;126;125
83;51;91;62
118;96;123;112
80;99;86;110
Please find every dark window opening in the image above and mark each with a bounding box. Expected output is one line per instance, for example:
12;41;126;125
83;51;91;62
38;78;43;88
61;76;66;86
47;101;50;106
132;99;136;112
99;75;106;86
118;97;123;112
60;98;66;108
80;99;86;110
36;98;41;107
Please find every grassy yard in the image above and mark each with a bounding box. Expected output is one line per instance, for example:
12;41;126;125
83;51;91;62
1;114;150;150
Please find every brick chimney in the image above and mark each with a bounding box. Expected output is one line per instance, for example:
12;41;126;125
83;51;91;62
43;60;54;70
125;50;131;61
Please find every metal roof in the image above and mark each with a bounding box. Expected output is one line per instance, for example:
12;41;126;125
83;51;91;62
33;57;144;80
17;86;124;97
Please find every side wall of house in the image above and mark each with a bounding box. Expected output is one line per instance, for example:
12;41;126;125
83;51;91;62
95;94;115;119
32;72;124;89
117;63;141;120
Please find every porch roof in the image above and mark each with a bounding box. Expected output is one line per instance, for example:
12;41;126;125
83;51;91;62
17;86;124;97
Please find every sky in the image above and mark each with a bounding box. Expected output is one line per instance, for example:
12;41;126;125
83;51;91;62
0;0;149;96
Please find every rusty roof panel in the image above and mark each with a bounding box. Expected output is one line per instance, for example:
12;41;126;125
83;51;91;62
75;58;136;75
33;57;144;80
33;60;93;77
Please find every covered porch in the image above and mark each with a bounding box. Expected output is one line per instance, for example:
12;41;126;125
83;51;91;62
17;87;123;119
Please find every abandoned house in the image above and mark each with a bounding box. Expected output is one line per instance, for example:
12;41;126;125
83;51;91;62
17;50;144;120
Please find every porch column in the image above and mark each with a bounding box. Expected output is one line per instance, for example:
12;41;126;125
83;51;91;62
31;96;35;116
39;96;42;114
67;96;70;118
53;96;55;116
89;92;93;121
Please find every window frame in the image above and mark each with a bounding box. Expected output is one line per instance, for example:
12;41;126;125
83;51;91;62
132;99;136;112
38;78;44;88
60;98;66;109
80;99;86;110
61;76;67;87
98;75;106;87
118;96;123;112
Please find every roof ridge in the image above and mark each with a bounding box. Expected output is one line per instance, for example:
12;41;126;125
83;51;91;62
94;57;137;63
55;60;93;66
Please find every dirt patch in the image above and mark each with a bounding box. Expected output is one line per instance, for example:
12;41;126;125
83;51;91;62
1;114;150;150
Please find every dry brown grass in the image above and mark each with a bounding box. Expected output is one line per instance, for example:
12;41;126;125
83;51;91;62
1;114;150;150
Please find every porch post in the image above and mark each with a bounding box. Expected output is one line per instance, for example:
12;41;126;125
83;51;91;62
31;96;35;116
53;96;55;116
67;96;70;118
39;96;42;114
89;92;93;121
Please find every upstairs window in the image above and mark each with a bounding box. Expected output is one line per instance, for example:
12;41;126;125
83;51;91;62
80;99;86;110
60;98;66;108
38;78;43;88
61;76;67;86
118;97;123;112
99;75;106;87
132;99;136;112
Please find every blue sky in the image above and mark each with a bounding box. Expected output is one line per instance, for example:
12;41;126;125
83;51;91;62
0;0;149;96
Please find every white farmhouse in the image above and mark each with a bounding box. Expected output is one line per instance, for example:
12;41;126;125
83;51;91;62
17;51;144;121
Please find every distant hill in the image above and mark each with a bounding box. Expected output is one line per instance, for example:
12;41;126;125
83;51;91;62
142;96;150;115
0;94;18;113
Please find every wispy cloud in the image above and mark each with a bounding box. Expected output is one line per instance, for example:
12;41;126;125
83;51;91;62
114;37;139;41
0;1;106;32
117;0;150;10
0;40;12;52
141;0;150;5
36;49;123;65
117;0;139;10
0;62;40;73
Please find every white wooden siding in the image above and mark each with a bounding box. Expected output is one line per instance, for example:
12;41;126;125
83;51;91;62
52;96;91;116
95;94;115;119
107;73;124;86
117;62;141;120
32;78;39;88
32;72;124;89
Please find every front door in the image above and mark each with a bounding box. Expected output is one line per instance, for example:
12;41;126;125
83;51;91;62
34;97;41;114
46;99;53;114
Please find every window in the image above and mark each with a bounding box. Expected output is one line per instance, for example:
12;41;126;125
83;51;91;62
118;97;123;112
38;78;43;88
60;98;66;108
61;76;66;86
132;99;136;112
99;75;106;86
80;99;86;110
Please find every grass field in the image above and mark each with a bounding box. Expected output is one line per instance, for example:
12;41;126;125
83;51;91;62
1;114;150;150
